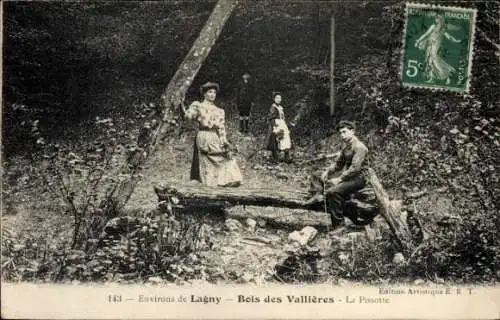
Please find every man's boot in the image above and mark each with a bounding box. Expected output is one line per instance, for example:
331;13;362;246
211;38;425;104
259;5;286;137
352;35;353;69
304;193;324;206
330;212;344;228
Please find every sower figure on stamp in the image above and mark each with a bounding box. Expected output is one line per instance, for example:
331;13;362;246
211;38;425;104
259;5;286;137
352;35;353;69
305;120;369;227
236;73;255;134
414;14;462;85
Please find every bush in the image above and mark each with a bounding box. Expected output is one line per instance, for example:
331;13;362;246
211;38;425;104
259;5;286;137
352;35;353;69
1;210;215;283
1;100;196;283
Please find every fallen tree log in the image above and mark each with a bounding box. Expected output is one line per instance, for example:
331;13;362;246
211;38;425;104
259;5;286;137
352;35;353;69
155;169;419;252
155;184;310;210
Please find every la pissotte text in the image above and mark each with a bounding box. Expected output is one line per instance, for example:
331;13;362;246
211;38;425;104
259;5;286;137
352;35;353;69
238;295;335;303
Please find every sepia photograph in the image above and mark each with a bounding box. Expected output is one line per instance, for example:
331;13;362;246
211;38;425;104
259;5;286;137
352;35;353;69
1;1;499;319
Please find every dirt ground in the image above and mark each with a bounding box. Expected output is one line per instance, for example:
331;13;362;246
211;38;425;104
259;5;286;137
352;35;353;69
125;102;315;212
2;99;374;285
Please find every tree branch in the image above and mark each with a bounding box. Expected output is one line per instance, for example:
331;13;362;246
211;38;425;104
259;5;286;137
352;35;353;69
477;27;500;53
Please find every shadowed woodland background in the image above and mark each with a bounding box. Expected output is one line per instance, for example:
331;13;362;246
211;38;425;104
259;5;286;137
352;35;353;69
3;1;410;152
2;1;499;284
3;1;498;149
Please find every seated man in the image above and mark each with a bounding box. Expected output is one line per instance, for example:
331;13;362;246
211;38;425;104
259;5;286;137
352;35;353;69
305;120;369;227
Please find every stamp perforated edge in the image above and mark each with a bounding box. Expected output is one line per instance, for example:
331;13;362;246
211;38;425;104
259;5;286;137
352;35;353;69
400;2;478;94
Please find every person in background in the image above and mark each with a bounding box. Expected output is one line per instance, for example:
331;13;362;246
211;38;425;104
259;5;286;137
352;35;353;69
236;73;255;134
184;82;242;187
305;120;369;227
272;118;292;157
265;92;292;163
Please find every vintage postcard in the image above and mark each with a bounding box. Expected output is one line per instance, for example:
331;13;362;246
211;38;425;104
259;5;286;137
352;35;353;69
1;1;499;319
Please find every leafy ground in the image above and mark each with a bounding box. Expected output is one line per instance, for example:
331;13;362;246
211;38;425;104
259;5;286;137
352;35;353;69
0;97;407;286
1;98;336;285
3;90;499;285
2;49;499;285
116;104;362;285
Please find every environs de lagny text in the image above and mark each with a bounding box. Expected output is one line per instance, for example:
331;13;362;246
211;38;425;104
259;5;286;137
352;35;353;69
132;287;469;305
136;294;390;304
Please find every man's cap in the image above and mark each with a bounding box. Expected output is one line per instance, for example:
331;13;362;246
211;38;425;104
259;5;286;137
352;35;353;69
336;120;356;131
242;73;251;79
200;82;220;95
272;91;282;97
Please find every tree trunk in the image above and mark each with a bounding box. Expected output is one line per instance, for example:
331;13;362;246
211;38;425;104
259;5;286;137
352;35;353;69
329;16;335;116
155;184;310;210
160;0;238;117
365;168;414;251
315;3;322;64
112;0;238;209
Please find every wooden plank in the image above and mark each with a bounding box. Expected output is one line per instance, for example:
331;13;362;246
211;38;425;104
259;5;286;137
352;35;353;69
226;206;330;230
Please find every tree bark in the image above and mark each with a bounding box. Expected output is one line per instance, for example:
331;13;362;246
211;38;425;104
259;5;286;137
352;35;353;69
155;184;310;210
112;0;238;209
365;168;414;251
160;0;239;116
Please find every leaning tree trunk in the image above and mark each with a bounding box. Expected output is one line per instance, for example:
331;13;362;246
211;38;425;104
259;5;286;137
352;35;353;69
112;0;238;209
365;168;414;252
160;0;239;118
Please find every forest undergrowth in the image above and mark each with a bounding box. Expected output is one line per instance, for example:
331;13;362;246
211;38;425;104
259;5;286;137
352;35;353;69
2;83;499;286
2;45;499;285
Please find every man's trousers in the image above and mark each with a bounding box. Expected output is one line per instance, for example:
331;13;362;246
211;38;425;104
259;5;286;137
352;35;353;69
310;174;366;225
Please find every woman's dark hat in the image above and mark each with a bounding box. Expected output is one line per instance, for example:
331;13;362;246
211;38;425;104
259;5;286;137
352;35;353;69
336;120;356;131
200;82;220;95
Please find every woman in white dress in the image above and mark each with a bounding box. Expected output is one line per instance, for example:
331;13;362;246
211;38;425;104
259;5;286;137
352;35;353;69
184;82;242;187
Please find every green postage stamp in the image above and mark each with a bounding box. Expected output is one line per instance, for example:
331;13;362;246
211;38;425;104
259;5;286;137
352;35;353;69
401;3;477;93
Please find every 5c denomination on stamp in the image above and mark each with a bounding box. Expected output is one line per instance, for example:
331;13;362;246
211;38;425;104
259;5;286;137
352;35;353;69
401;2;477;93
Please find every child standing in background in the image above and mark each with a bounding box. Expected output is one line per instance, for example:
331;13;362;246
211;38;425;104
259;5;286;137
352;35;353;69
236;73;254;134
266;92;292;163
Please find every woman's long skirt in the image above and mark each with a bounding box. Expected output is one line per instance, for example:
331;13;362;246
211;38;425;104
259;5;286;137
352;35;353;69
190;130;242;187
